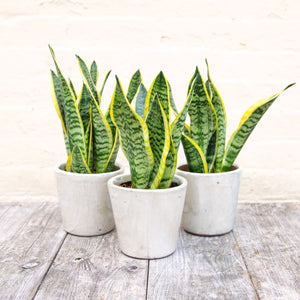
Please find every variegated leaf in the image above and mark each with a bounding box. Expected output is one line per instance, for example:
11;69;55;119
222;83;295;172
126;70;142;103
76;55;100;104
206;59;226;173
111;76;154;189
181;134;208;173
71;145;91;174
188;72;217;171
90;61;99;86
100;70;111;97
104;132;120;173
146;94;170;189
49;46;86;160
144;71;170;122
132;83;147;119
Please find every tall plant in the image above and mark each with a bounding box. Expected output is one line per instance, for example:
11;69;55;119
182;60;295;173
49;45;119;173
111;71;192;189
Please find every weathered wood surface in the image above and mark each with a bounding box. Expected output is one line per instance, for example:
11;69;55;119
34;230;148;300
147;230;256;299
0;202;66;300
0;202;299;300
234;202;300;300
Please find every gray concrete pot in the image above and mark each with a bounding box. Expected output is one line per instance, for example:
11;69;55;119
108;174;187;259
176;164;242;236
55;163;123;236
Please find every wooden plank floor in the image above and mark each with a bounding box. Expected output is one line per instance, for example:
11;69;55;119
0;202;299;300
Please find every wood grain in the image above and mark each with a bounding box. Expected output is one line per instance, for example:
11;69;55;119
34;230;148;300
147;229;256;299
234;202;300;299
0;202;66;300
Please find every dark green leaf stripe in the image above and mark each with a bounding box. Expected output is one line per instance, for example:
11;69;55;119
144;71;170;123
126;70;142;103
146;95;170;189
171;85;193;152
158;138;177;189
134;83;147;119
100;70;111;97
222;83;295;172
49;46;86;158
76;55;100;104
90;61;99;86
188;73;217;157
111;76;154;189
90;89;113;173
206;59;226;173
71;145;91;174
78;83;92;132
104;132;120;173
181;134;208;173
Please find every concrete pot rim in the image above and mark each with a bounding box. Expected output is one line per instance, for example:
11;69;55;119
177;163;242;178
55;162;124;178
108;173;187;193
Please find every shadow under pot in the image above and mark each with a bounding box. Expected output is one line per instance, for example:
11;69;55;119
108;174;187;259
55;163;123;236
176;164;242;236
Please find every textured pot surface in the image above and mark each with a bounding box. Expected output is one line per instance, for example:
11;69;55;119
55;163;123;236
108;174;187;259
177;164;242;236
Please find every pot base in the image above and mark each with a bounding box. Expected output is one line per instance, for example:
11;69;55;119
65;228;114;237
184;229;233;237
121;249;176;260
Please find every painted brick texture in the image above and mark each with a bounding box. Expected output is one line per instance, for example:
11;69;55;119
0;0;299;202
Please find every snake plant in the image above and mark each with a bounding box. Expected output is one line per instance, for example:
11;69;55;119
111;71;191;189
49;45;119;173
182;60;295;173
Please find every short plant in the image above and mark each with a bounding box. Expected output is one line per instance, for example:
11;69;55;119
49;45;118;173
111;71;191;189
182;60;295;173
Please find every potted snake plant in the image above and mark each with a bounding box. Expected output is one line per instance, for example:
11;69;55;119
176;60;295;236
107;71;191;259
49;46;122;236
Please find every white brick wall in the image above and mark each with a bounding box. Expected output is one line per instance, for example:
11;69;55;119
0;0;299;202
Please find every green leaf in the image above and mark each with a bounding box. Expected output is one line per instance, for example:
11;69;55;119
69;78;77;101
78;83;92;132
100;70;111;97
181;134;208;173
50;70;70;154
49;46;86;160
71;145;91;174
222;83;295;172
132;83;147;119
90;61;99;86
89;89;113;173
111;76;154;189
146;94;170;189
168;80;178;114
144;71;170;122
126;70;142;103
158;139;177;189
206;59;226;172
104;131;120;173
188;72;217;169
76;55;100;104
187;66;199;96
